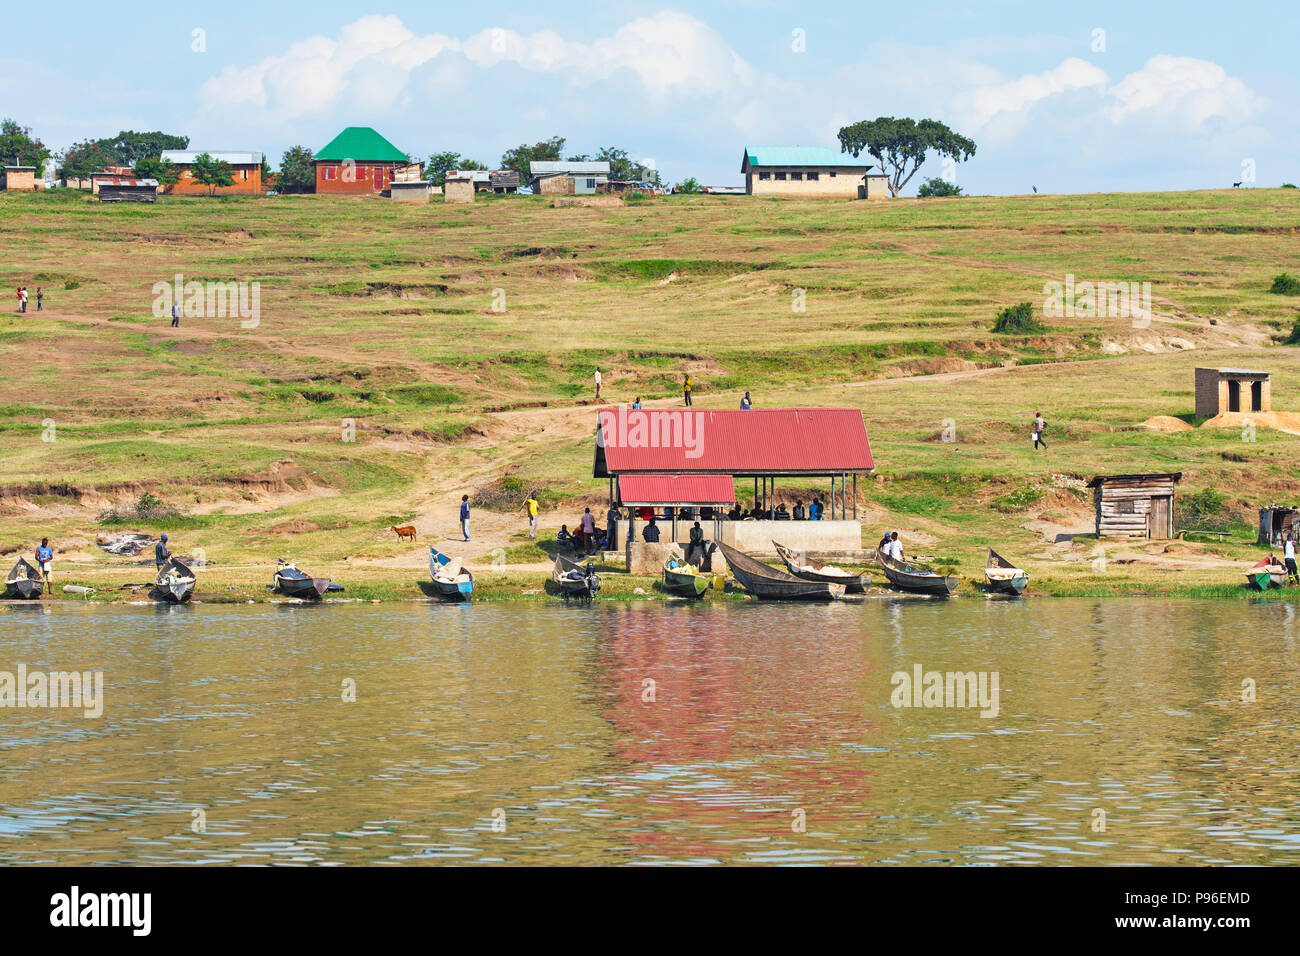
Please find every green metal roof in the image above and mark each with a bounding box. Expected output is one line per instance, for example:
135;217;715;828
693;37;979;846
314;127;408;163
741;146;870;170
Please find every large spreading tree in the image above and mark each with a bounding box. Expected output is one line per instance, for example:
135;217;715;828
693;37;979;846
0;119;51;177
499;136;565;182
837;117;976;197
100;130;189;166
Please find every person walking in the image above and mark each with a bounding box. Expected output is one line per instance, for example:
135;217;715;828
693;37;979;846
35;538;54;592
1286;535;1299;586
1032;411;1047;450
155;533;171;569
459;495;471;542
740;391;752;410
594;368;602;402
525;492;539;540
171;302;181;328
36;287;43;312
683;373;693;406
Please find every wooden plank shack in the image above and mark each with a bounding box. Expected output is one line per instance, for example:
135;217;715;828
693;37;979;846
1086;472;1181;539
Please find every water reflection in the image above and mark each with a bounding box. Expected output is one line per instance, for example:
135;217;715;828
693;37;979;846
0;599;1296;865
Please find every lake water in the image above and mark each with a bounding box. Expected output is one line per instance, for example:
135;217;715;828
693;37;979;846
1;598;1297;865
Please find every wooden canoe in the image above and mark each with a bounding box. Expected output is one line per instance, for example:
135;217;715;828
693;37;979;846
772;541;868;592
553;554;601;598
429;547;474;601
1246;558;1286;590
663;555;711;597
5;557;44;599
716;542;844;600
984;548;1029;595
878;552;959;596
274;562;331;600
154;557;196;603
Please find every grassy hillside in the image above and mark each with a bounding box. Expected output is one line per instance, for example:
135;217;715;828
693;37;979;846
1;187;1298;597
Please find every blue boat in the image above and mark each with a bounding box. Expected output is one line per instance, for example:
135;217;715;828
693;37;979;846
429;548;474;601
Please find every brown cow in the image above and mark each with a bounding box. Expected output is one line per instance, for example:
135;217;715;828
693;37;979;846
391;525;417;541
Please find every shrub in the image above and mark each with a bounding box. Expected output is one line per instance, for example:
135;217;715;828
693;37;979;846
992;487;1044;513
1270;273;1300;296
918;177;963;197
992;301;1044;334
1284;318;1300;345
1282;183;1297;189
64;279;80;290
98;492;182;524
1174;488;1236;534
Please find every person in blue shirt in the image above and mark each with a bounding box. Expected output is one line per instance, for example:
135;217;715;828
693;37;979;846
35;537;54;590
740;391;752;410
809;496;824;521
155;534;170;568
643;517;661;542
459;495;471;541
632;397;642;409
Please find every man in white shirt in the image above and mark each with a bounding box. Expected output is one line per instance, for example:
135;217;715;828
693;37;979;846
888;531;903;563
594;368;602;402
1285;535;1298;586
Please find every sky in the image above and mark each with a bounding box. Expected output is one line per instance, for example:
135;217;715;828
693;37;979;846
3;1;1295;194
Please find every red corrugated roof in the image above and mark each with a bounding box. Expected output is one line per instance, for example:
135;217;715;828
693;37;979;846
618;474;736;506
595;408;874;476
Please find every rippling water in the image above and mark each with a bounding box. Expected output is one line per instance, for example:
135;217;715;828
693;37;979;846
1;598;1297;865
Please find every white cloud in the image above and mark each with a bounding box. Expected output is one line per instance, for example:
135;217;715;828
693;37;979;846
1108;55;1266;129
959;57;1107;130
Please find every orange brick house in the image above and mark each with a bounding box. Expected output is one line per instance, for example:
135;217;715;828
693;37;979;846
159;151;264;195
312;127;411;194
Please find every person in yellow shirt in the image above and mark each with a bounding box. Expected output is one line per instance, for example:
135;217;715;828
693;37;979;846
525;492;540;540
683;373;693;406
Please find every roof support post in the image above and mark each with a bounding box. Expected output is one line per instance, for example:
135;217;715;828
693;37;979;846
853;474;857;519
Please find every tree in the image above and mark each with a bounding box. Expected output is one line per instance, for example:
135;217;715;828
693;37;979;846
917;176;963;198
58;138;119;182
100;130;188;166
133;157;179;186
278;146;315;193
190;152;234;195
837;117;976;198
673;177;701;194
0;119;51;177
500;136;565;182
594;146;661;185
425;152;486;187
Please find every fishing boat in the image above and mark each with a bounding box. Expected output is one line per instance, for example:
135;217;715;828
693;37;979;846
878;551;959;596
429;547;474;601
553;554;601;599
984;548;1029;595
273;561;332;600
1246;557;1287;591
662;553;712;598
716;542;844;600
153;557;196;603
772;541;868;592
5;558;44;599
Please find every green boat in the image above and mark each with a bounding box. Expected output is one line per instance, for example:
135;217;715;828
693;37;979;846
663;564;711;597
1246;560;1285;591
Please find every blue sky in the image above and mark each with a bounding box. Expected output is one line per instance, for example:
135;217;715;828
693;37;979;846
4;1;1295;193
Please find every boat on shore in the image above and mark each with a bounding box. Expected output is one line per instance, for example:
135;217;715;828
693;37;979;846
878;552;959;596
716;542;844;600
153;557;196;603
1246;557;1286;590
274;561;332;600
984;548;1029;595
429;547;474;601
662;553;712;598
772;541;868;592
553;554;600;599
5;558;44;599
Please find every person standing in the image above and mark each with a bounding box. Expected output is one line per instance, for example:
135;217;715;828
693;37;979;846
606;504;620;551
1032;411;1047;450
35;538;54;592
155;534;171;569
888;531;904;563
459;495;471;541
683;373;693;406
15;287;20;313
525;492;539;540
171;302;181;328
580;507;597;554
1286;535;1299;586
20;286;28;313
36;287;43;312
594;367;603;402
631;396;641;410
740;391;752;410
